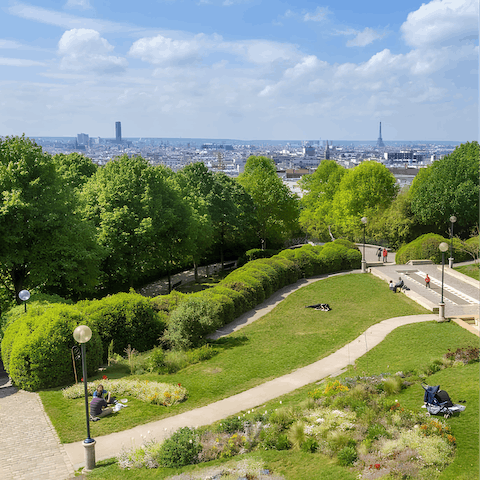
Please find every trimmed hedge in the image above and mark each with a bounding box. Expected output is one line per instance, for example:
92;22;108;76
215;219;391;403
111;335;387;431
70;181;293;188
163;242;361;349
1;291;166;390
1;304;102;391
395;234;474;264
77;292;167;361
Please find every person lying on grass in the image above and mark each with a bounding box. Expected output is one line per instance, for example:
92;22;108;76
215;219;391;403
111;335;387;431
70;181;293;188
90;384;114;419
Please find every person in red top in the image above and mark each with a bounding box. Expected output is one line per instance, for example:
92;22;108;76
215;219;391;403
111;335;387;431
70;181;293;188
425;274;431;288
382;248;388;263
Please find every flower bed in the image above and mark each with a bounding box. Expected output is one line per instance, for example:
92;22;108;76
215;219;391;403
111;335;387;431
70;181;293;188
62;378;188;406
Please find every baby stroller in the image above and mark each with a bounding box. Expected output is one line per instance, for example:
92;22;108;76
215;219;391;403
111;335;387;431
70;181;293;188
421;383;466;418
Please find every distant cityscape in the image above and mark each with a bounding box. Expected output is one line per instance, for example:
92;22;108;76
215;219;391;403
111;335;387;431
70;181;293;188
18;121;465;197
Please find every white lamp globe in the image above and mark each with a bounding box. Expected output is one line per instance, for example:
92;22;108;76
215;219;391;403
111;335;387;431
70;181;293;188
439;242;449;253
73;325;92;344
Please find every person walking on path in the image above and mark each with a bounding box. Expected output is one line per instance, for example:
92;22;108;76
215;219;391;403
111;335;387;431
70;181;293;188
425;274;431;288
382;248;388;263
377;247;382;262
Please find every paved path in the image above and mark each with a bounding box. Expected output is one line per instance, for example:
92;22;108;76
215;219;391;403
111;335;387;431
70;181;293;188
0;382;75;480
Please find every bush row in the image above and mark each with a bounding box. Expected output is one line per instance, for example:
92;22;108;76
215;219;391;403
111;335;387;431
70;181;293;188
1;292;166;390
395;233;476;264
163;242;361;349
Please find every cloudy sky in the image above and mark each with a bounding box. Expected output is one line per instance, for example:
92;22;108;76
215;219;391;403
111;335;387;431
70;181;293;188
0;0;478;141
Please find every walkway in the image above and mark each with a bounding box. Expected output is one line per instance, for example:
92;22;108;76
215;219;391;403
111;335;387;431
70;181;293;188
0;381;75;480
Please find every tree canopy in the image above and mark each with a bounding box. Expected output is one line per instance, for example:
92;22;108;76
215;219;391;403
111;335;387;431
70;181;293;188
409;141;479;236
81;155;190;289
0;135;101;305
238;156;299;249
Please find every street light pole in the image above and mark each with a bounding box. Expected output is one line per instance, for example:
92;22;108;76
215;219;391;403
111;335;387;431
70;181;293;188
18;289;30;312
438;242;449;321
73;325;96;472
361;217;367;273
449;215;457;268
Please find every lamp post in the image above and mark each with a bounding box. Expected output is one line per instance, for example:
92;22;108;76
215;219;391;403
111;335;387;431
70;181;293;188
438;242;449;321
18;290;30;312
448;215;457;268
73;325;96;472
361;217;367;273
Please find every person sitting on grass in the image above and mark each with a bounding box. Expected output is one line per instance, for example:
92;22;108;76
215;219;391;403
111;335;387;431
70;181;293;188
90;384;114;419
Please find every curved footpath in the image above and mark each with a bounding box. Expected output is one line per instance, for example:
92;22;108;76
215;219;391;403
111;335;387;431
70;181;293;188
0;256;477;478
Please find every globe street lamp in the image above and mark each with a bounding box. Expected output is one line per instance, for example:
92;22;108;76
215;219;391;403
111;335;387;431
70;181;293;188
449;215;457;268
438;242;449;321
73;325;96;472
18;289;30;312
361;217;367;273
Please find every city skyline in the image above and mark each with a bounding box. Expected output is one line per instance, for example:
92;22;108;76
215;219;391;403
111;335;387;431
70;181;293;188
0;0;478;141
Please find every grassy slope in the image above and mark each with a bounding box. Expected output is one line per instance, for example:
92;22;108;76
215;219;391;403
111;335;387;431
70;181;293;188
41;273;428;443
86;321;479;480
455;264;480;281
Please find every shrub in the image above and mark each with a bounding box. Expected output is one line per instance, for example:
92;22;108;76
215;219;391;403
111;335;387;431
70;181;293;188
145;347;165;372
383;376;403;395
158;427;201;468
219;415;244;434
163;297;223;350
395;233;472;264
77;292;166;360
301;438;319;453
338;445;358;466
2;304;102;390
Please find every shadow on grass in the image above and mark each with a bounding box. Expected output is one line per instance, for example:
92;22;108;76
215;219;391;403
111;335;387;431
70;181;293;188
209;335;249;351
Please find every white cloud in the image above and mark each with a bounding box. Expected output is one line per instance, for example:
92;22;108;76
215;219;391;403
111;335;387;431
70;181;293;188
58;29;128;74
303;7;330;22
0;57;47;67
129;35;205;65
0;40;23;49
346;27;386;47
65;0;93;10
401;0;479;48
8;3;136;34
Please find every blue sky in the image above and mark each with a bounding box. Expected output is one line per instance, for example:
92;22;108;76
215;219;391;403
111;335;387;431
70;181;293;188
0;0;478;140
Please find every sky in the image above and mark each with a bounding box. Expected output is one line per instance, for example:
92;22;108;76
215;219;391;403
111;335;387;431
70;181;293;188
0;0;478;141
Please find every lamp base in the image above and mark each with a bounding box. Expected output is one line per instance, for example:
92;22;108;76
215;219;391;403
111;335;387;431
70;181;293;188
82;439;96;472
448;257;454;268
437;303;446;322
361;260;367;273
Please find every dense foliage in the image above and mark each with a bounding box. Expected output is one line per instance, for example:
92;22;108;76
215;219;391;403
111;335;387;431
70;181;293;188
1;291;165;390
163;241;361;349
77;292;167;360
1;303;102;390
395;234;475;265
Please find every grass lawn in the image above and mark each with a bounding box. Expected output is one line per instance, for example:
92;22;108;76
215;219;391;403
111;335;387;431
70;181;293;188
41;273;429;443
455;264;480;281
85;320;479;480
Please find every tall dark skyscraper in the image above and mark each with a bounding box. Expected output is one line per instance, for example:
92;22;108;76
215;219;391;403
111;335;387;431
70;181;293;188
377;122;385;148
115;121;122;143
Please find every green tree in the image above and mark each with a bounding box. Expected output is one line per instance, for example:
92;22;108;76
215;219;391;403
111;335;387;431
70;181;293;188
0;135;101;305
53;152;97;189
332;161;398;239
176;163;215;280
409;142;479;236
81;155;190;289
298;160;346;241
210;172;256;266
238;156;299;249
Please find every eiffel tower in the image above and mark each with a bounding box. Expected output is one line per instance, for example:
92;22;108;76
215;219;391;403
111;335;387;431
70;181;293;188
377;122;385;148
